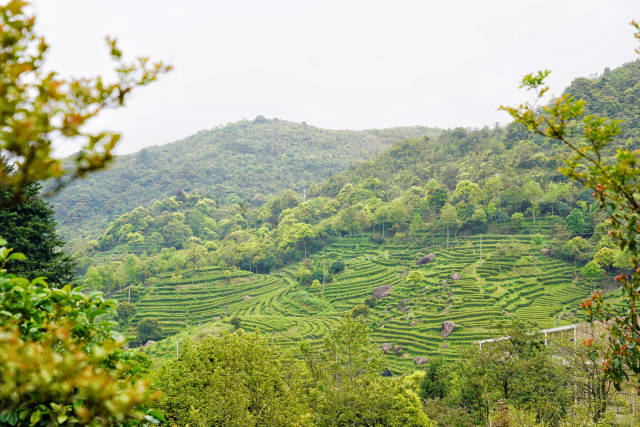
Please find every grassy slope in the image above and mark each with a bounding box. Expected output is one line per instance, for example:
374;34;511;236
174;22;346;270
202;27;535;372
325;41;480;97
125;217;591;373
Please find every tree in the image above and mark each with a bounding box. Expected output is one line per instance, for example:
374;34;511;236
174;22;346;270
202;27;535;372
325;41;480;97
457;320;570;425
511;212;524;231
137;318;162;344
419;359;451;400
296;267;312;286
186;243;206;273
156;332;309;426
554;336;612;423
311;279;322;293
301;315;433;426
593;247;617;270
354;208;372;237
0;241;161;424
117;302;137;326
83;266;103;292
522;181;543;230
582;261;604;293
0;181;75;285
0;1;170;207
162;219;193;248
501;23;640;390
452;180;481;204
410;213;425;238
566;209;586;235
440;203;458;248
483;175;504;203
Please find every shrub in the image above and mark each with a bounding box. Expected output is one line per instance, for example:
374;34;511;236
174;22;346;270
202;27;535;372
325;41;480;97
364;295;377;308
329;259;346;274
351;304;369;318
230;316;242;330
137;318;162;343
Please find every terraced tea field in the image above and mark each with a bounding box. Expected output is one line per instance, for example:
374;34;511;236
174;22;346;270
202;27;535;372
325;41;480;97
131;221;594;373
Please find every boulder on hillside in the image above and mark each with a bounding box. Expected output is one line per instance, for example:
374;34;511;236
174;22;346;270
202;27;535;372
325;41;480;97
393;345;403;354
381;343;393;353
143;340;156;348
441;321;458;338
416;253;436;266
400;305;410;313
540;247;551;256
242;295;251;300
372;285;393;299
413;356;428;366
450;272;462;280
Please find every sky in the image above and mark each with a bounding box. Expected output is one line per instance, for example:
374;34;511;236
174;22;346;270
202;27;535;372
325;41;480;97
33;0;639;155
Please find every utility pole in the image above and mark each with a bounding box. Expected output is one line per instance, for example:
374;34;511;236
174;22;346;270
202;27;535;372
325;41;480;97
128;286;131;303
479;234;483;262
175;338;179;358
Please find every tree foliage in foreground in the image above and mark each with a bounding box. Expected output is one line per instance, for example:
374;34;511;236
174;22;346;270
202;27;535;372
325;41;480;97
0;240;161;425
0;0;170;207
156;331;311;426
301;315;433;426
501;21;640;391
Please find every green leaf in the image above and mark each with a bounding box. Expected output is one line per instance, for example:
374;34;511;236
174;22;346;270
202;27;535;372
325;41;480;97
29;410;41;425
7;252;26;262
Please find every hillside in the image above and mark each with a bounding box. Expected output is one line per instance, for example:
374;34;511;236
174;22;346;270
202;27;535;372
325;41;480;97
312;60;640;200
79;61;639;373
52;118;437;239
127;220;593;373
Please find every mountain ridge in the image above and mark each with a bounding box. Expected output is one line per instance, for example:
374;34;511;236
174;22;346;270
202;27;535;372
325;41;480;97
53;118;439;240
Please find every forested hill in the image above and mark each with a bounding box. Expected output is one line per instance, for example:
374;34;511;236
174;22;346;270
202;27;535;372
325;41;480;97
312;60;640;200
87;61;640;270
52;118;438;239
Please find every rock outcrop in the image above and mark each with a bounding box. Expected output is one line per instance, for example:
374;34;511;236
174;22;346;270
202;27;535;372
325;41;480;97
413;356;428;366
441;321;458;338
416;253;436;266
372;285;393;299
450;272;462;280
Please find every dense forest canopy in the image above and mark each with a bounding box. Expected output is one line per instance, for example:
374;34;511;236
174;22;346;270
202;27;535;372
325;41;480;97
52;118;438;240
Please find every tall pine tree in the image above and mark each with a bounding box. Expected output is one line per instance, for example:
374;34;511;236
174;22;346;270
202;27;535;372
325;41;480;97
0;180;75;285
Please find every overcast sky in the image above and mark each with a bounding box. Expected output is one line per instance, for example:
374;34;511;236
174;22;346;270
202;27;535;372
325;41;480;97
34;1;638;155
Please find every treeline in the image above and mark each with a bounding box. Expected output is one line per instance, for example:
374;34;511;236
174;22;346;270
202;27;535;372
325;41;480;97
87;169;624;280
151;316;630;426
